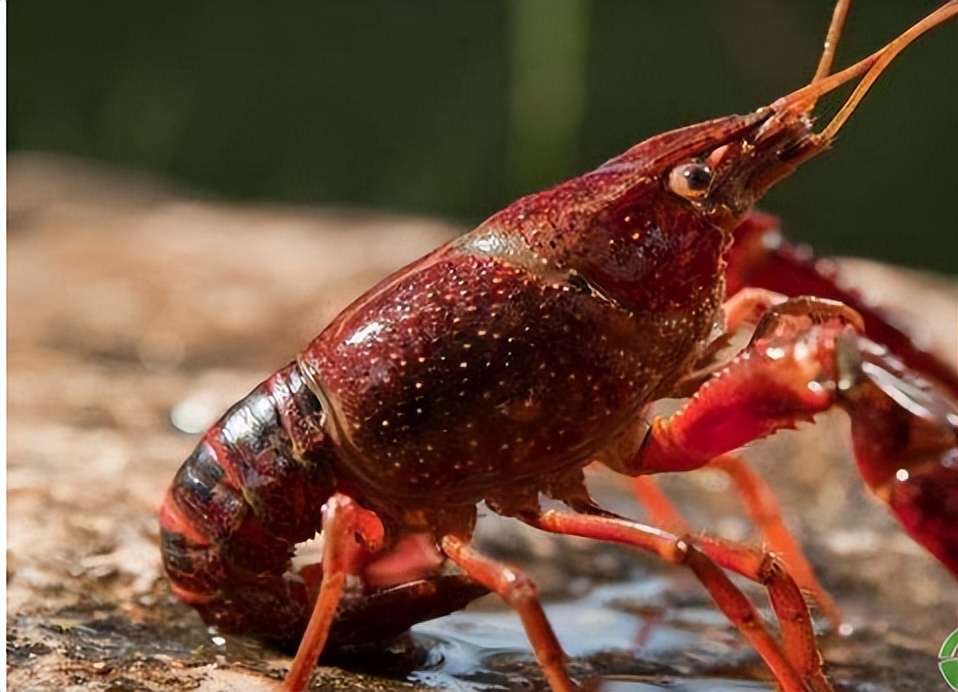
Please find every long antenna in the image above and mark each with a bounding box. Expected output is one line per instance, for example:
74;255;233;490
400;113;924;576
769;0;958;144
816;0;958;143
812;0;852;84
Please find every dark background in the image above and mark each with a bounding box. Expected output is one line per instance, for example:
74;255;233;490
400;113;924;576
10;0;957;273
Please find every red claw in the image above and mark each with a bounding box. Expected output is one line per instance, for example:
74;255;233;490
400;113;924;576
839;338;958;577
727;210;958;400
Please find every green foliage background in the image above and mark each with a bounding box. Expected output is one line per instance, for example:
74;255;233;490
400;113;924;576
9;0;957;273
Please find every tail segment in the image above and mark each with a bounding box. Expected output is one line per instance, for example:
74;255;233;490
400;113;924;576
159;363;336;647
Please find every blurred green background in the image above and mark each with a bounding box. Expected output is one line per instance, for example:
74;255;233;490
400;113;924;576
9;0;957;273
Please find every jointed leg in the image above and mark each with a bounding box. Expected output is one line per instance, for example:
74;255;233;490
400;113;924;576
727;211;958;400
707;454;842;628
633;458;841;629
279;494;384;692
688;532;830;691
440;534;578;692
521;508;824;692
630;476;690;533
622;308;860;636
610;308;882;690
674;291;862;398
669;287;788;397
631;303;865;477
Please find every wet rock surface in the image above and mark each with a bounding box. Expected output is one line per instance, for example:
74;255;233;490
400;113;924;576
8;154;956;691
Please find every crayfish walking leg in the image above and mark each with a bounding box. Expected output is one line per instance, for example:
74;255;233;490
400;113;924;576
522;507;828;691
632;454;844;629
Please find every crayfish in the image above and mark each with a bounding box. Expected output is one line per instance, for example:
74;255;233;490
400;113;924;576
159;2;958;690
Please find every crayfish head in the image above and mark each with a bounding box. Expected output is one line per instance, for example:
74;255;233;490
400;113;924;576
581;101;821;247
591;105;818;236
655;0;958;234
654;106;817;227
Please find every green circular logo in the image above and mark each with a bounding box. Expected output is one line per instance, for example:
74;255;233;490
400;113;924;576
940;627;958;690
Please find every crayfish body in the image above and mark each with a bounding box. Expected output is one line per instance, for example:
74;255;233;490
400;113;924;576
160;3;958;691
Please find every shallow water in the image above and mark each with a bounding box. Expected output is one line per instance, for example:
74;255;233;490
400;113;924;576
409;577;778;690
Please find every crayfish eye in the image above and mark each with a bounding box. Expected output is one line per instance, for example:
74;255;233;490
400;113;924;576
668;161;713;200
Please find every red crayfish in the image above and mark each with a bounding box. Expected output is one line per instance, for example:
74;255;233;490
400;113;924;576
159;2;958;690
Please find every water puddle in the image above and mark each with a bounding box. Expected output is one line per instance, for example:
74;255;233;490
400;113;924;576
409;577;775;690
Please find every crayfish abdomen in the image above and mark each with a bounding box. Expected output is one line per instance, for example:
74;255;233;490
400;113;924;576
160;363;491;650
160;364;335;646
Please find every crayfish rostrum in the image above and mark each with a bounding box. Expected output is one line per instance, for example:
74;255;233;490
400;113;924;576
159;2;958;690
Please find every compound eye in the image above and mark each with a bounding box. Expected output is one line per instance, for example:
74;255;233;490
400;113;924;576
668;162;713;200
